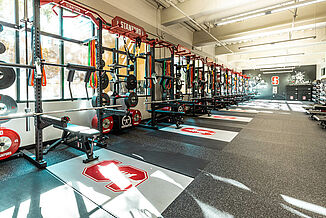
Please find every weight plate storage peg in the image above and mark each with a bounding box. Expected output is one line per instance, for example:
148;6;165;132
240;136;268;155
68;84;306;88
125;75;137;90
124;92;138;108
91;93;110;107
0;128;21;160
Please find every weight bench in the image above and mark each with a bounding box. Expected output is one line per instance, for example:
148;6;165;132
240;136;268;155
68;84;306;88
44;123;100;163
313;115;326;128
147;110;185;115
147;109;185;128
306;110;326;119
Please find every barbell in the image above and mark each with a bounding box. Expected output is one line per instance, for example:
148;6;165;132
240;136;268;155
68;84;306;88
0;105;123;121
111;73;137;90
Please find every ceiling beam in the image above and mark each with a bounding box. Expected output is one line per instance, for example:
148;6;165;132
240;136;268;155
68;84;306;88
161;0;288;26
193;2;326;47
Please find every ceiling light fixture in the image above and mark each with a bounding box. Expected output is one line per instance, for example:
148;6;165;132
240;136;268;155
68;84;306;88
260;67;295;71
239;36;316;49
249;53;305;60
262;70;294;74
215;0;326;26
256;62;299;68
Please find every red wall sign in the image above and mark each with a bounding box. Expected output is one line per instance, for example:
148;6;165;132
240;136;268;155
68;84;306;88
82;160;148;192
112;16;146;37
271;76;279;85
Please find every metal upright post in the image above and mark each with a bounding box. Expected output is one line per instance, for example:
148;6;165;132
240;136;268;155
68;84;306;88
170;48;174;100
150;44;156;127
150;44;155;102
23;0;47;168
96;19;104;138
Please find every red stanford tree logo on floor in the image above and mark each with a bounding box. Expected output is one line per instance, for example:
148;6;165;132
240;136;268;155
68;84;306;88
181;127;216;136
82;160;148;192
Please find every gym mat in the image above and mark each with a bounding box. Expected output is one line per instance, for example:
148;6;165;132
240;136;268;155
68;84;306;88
0;170;113;218
199;114;253;122
159;124;238;142
47;149;193;218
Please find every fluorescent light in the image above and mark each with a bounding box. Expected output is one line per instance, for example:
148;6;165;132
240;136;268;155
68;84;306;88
239;36;316;49
215;0;326;26
257;62;298;66
250;53;304;60
271;0;326;13
260;67;295;71
220;1;293;22
262;70;293;74
216;13;266;26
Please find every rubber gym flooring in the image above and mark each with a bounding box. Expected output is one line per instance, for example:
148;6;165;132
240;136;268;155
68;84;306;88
0;100;325;217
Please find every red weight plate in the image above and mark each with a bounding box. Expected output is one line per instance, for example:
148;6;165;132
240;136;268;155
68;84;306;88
102;116;114;133
91;116;114;133
0;128;20;160
130;109;142;126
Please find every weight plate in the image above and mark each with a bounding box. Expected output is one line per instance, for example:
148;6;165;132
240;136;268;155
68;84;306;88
0;62;16;89
0;42;6;54
0;128;20;160
121;115;132;129
130;109;142;126
102;73;109;89
91;115;114;133
124;92;138;108
102;116;114;133
0;95;18;124
91;93;110;107
125;75;137;90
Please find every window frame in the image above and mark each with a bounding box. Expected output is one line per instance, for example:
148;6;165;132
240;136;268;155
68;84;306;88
0;1;148;102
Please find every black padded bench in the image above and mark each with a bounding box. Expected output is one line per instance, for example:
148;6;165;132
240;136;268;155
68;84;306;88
147;110;185;115
313;115;326;128
44;123;100;163
306;110;326;119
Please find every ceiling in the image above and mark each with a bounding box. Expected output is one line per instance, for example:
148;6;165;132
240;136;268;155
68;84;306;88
147;0;326;70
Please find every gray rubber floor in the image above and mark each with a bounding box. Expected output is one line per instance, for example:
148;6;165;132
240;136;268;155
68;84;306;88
0;101;325;217
162;110;326;217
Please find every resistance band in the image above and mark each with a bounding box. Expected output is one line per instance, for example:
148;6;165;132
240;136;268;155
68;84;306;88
88;40;97;89
28;27;46;87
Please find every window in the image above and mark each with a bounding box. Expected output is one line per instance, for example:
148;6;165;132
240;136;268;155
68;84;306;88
136;43;147;95
0;0;14;23
63;10;92;41
1;2;146;101
103;31;116;48
41;3;60;35
0;26;17;98
64;41;92;99
41;36;61;99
